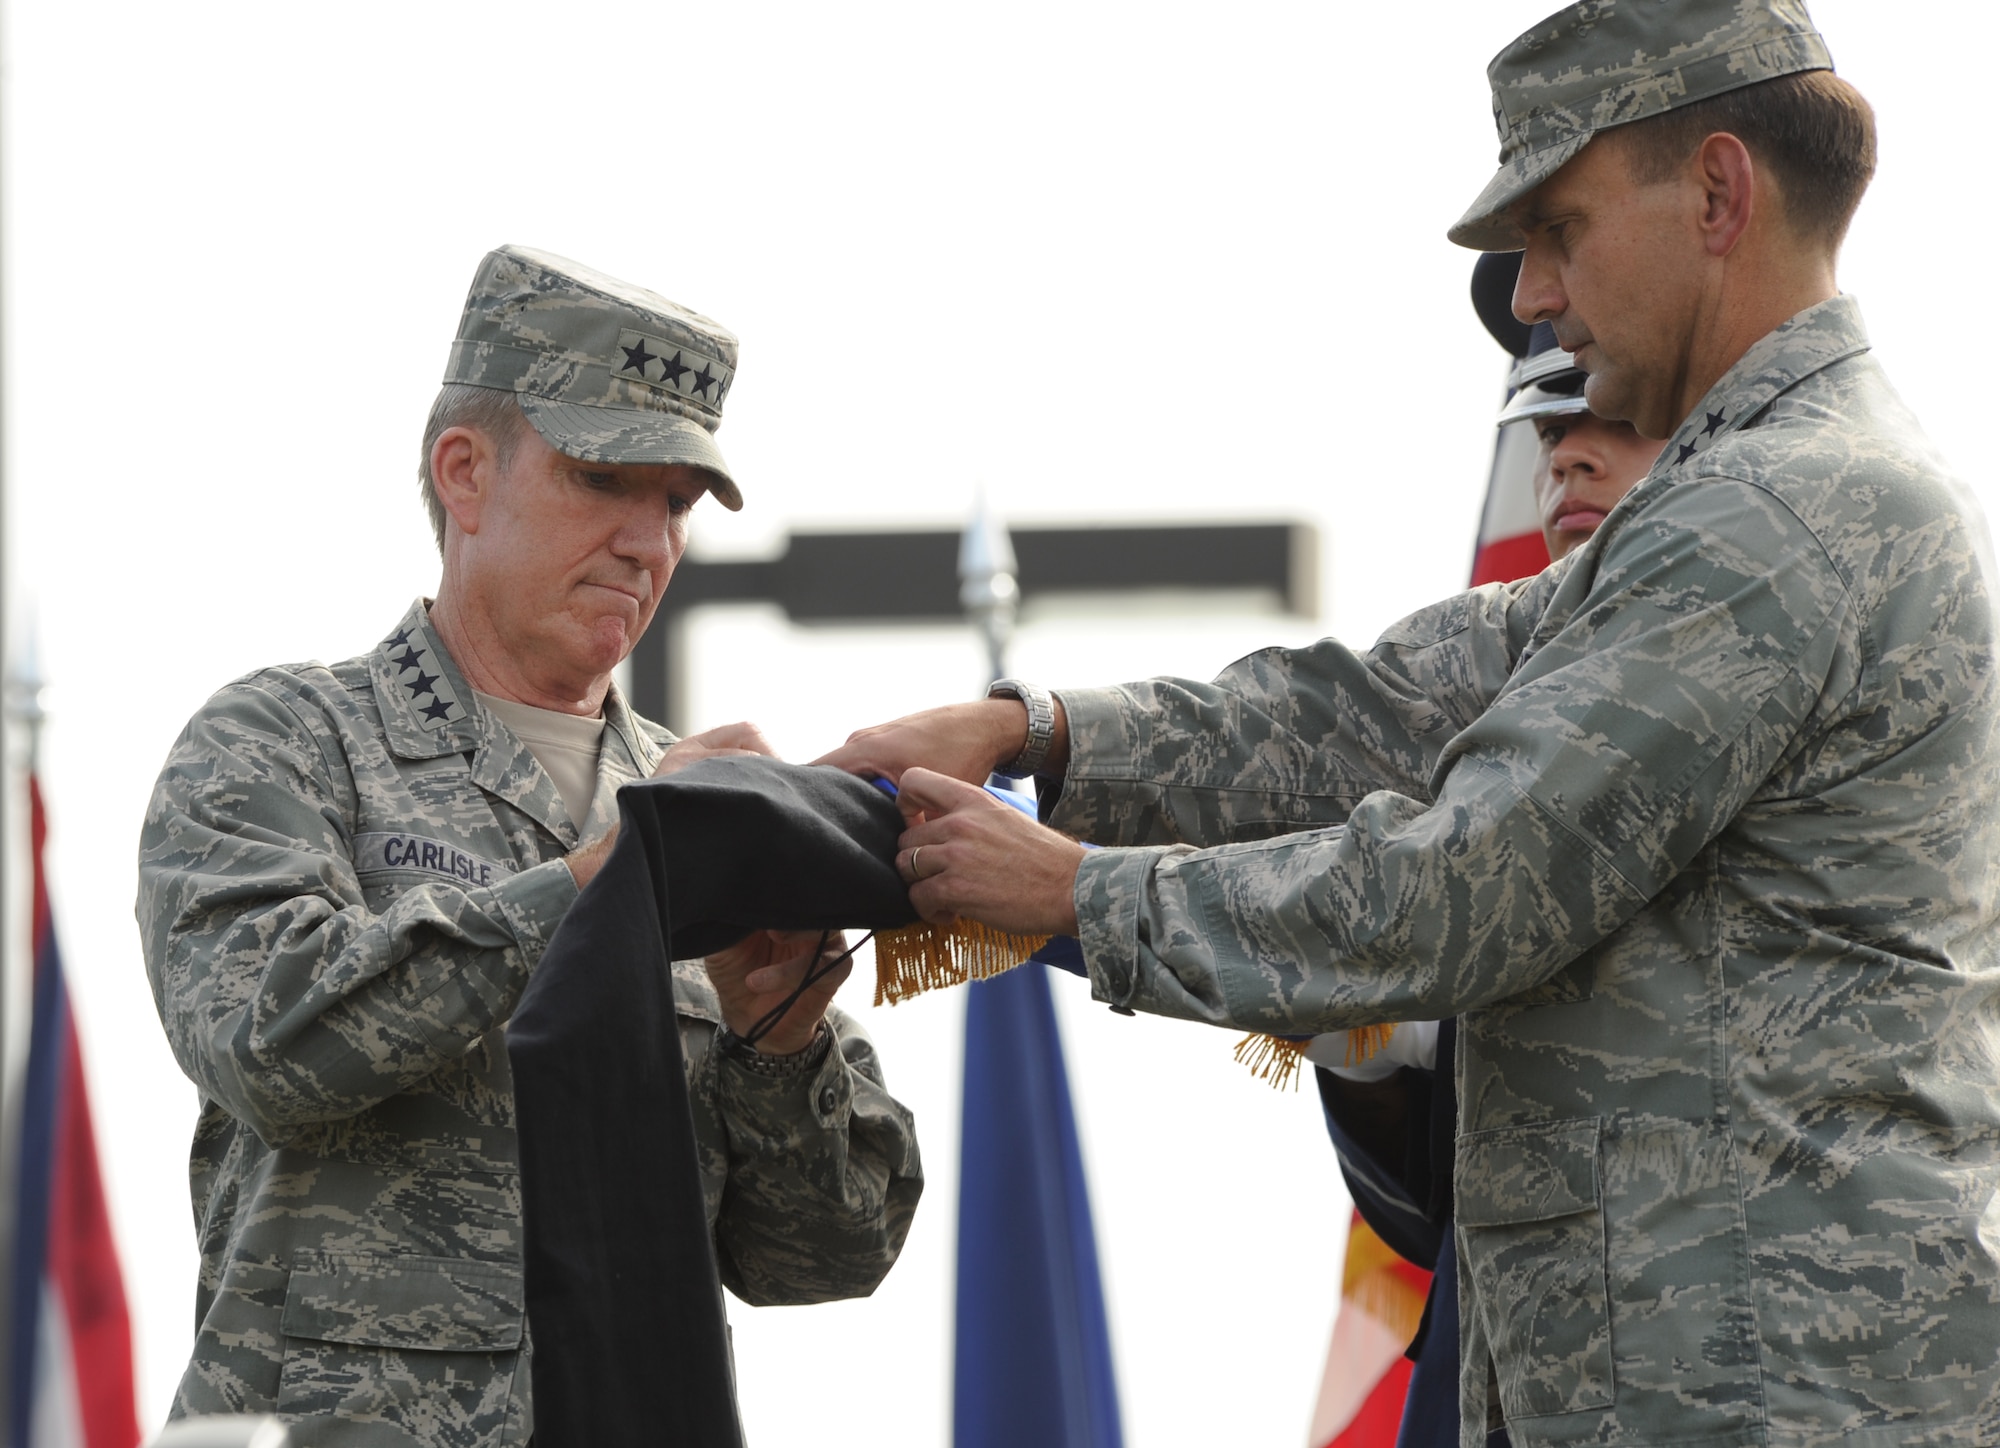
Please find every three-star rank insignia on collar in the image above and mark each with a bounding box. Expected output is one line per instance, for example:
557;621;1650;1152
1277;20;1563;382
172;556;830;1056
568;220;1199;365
1672;410;1730;470
385;627;468;731
615;328;732;409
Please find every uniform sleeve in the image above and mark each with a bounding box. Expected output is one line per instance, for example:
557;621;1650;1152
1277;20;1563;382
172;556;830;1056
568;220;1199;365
1071;478;1854;1030
137;676;579;1140
675;976;922;1306
1045;565;1564;848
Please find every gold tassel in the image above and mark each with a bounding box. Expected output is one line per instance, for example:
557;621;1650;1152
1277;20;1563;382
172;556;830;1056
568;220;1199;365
1232;1022;1397;1090
871;925;1406;1105
1343;1022;1396;1068
873;920;1053;1006
1231;1032;1309;1090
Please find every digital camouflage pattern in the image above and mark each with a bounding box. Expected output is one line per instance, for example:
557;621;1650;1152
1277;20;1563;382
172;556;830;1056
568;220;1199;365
138;601;921;1447
1047;298;2000;1447
1450;0;1833;250
444;245;744;508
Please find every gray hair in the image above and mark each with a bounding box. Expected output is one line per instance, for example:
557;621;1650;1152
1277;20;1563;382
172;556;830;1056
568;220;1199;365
417;384;530;554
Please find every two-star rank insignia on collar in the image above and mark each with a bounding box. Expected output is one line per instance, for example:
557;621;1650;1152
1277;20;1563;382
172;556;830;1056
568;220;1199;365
1673;410;1733;469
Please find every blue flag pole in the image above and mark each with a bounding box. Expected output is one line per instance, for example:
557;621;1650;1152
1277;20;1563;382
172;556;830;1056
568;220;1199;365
952;495;1123;1448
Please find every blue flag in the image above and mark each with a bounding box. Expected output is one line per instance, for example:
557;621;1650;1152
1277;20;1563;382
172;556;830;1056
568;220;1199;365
868;774;1121;1442
953;931;1122;1446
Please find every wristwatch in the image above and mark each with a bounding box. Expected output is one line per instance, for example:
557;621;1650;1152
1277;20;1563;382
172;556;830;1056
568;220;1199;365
718;1021;832;1077
987;678;1056;778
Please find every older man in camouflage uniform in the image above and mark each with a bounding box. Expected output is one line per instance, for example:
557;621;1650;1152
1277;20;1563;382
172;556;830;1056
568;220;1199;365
825;3;2000;1445
139;246;922;1446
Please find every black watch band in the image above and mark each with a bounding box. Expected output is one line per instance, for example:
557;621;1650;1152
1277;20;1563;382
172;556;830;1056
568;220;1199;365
718;1021;831;1077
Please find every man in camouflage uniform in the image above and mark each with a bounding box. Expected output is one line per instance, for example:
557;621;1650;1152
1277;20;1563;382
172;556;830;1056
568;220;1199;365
1312;274;1669;1448
138;246;922;1446
824;3;2000;1445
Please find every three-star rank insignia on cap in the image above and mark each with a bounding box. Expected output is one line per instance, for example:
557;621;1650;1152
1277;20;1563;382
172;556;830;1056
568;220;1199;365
616;329;732;409
385;627;468;731
1671;410;1730;470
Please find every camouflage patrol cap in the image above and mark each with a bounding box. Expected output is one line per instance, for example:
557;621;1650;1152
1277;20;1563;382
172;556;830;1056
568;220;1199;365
445;245;744;510
1450;0;1834;251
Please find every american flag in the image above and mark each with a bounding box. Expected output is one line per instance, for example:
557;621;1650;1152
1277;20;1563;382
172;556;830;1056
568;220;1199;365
7;777;140;1448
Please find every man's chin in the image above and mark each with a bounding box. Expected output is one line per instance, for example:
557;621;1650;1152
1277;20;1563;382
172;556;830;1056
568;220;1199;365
1581;371;1629;422
1581;372;1677;440
569;615;639;675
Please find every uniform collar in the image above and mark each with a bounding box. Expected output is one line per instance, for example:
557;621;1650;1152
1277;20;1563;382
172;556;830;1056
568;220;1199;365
581;689;665;839
1521;297;1874;668
1658;294;1872;476
372;600;483;760
372;599;668;845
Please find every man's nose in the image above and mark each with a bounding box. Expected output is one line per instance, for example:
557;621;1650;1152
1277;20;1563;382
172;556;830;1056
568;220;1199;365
615;498;679;573
1512;244;1564;325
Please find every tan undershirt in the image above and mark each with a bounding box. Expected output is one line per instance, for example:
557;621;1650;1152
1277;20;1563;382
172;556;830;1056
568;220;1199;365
477;692;607;832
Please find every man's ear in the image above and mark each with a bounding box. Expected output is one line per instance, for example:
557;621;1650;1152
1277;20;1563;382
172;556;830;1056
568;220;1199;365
1694;131;1756;260
431;426;497;538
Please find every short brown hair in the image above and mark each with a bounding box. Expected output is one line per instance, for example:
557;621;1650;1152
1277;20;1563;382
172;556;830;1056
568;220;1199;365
416;385;529;555
1616;69;1877;251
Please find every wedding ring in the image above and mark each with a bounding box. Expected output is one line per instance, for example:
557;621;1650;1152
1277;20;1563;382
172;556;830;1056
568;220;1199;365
909;846;926;881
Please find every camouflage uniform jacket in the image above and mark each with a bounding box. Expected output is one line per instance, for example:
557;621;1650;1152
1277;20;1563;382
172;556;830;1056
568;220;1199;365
138;601;923;1447
1049;298;2000;1448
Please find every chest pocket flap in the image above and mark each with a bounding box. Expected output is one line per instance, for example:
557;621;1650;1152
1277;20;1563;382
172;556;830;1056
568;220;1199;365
281;1251;523;1351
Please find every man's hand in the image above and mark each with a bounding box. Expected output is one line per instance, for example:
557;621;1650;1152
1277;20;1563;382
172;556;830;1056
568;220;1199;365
893;768;1084;937
564;830;619;891
655;720;779;778
566;721;778;891
703;929;854;1056
814;698;1065;786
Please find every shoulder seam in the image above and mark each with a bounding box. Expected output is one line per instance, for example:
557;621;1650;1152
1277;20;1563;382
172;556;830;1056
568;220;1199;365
226;668;356;808
1666;471;1870;680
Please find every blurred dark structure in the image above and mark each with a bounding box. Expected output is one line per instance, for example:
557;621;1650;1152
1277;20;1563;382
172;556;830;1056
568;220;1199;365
635;521;1319;731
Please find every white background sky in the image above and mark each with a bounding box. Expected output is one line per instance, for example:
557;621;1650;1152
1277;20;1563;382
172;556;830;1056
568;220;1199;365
3;2;1993;1444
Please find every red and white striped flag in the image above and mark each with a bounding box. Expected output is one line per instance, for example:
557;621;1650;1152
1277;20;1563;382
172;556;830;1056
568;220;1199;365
7;777;141;1448
1470;407;1551;587
1307;356;1552;1447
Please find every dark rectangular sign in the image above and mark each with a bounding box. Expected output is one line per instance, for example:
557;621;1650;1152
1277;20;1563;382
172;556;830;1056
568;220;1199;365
632;521;1316;728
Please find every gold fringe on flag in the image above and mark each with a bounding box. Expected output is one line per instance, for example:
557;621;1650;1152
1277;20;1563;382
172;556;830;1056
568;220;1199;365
1341;1217;1431;1346
1231;1032;1309;1090
873;920;1053;1006
1232;1023;1396;1091
871;924;1404;1101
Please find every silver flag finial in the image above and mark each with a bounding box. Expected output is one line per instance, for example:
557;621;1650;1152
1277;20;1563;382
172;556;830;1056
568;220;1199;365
958;487;1019;684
